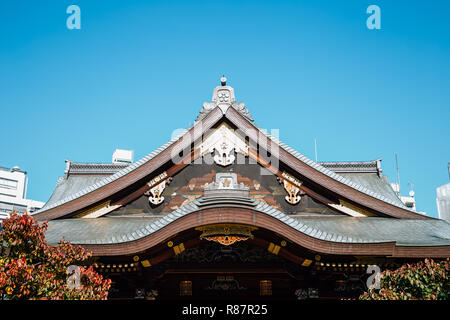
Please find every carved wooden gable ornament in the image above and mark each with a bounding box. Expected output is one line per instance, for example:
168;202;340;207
199;123;248;167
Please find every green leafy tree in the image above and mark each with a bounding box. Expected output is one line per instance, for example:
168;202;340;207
360;259;449;300
0;212;111;300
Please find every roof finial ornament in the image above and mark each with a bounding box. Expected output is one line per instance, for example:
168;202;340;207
196;77;254;122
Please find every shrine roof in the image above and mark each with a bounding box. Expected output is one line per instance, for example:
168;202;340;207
33;79;422;219
45;198;450;247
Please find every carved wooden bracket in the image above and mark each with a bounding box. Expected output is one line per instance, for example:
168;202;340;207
144;172;172;206
278;172;303;205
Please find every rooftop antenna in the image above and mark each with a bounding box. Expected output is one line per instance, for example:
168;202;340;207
314;138;318;162
395;153;401;195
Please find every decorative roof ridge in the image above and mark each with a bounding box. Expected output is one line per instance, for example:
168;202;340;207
319;159;383;175
319;159;380;166
65;161;132;176
70;162;131;166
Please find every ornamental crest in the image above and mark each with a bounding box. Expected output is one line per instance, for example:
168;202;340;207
278;171;303;205
144;172;172;205
196;224;258;246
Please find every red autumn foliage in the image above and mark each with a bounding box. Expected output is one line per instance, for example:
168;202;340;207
0;212;111;300
360;259;449;300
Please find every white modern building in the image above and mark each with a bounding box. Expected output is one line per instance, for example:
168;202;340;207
112;149;134;164
437;184;450;220
0;165;44;222
436;163;450;221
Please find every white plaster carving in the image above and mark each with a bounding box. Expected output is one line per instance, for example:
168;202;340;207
199;123;248;166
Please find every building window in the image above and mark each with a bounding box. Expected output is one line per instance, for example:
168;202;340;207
0;178;18;190
180;281;192;296
260;280;272;296
0;193;15;198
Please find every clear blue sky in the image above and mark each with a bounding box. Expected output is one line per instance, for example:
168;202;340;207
1;0;449;217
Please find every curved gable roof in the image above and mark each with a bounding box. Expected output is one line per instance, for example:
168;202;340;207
34;104;428;221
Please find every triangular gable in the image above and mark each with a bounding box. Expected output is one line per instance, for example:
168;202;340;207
34;83;430;221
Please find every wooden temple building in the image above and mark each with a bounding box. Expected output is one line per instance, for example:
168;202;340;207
34;78;450;300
